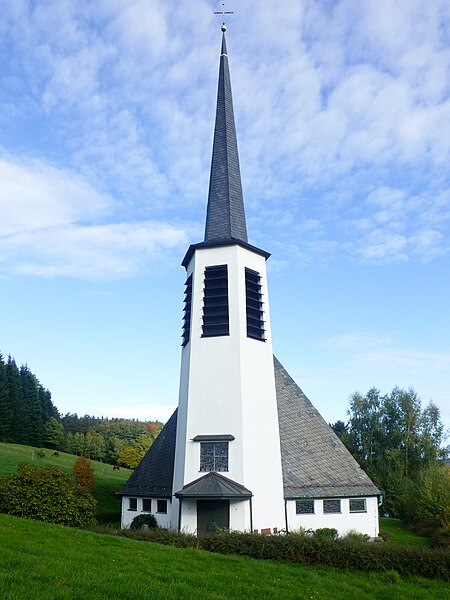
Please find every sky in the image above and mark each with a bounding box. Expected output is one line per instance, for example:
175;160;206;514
1;0;449;434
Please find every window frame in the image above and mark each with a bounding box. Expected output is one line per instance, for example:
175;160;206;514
349;498;367;513
142;498;152;512
199;441;229;473
323;499;341;514
128;497;137;511
157;499;167;514
295;499;315;515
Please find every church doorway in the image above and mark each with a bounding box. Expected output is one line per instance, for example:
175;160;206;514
197;499;229;534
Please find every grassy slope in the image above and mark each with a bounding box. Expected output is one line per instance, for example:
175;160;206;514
0;442;131;517
379;517;429;546
0;514;447;600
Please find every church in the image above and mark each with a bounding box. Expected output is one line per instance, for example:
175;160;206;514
119;26;380;537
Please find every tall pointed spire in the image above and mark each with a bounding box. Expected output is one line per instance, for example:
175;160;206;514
204;27;248;244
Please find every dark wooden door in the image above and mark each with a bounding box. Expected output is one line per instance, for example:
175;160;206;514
197;500;230;534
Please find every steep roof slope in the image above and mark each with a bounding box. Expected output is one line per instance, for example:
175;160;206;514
274;356;380;498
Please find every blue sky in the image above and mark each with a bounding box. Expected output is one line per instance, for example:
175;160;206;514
1;0;449;433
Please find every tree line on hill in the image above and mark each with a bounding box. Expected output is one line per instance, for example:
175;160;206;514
331;386;449;529
0;353;163;468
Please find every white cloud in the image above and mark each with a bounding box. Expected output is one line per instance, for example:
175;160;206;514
0;153;111;236
0;152;187;279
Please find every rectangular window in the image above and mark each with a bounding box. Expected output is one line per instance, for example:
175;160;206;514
296;500;315;514
142;498;152;512
182;274;193;346
323;499;341;514
157;499;167;514
128;497;137;511
200;442;229;472
245;268;265;341
349;499;367;513
202;265;229;337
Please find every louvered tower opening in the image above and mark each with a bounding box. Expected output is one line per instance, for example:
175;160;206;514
181;274;192;346
202;265;229;337
245;268;265;341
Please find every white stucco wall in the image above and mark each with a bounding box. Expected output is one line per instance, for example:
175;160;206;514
172;244;285;534
121;496;174;529
286;496;379;538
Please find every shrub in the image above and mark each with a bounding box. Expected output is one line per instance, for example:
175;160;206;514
73;456;95;491
341;530;369;543
430;526;450;550
313;528;338;540
0;462;96;527
379;529;390;542
130;513;158;530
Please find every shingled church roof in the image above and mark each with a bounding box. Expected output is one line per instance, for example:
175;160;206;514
275;356;380;499
118;358;380;499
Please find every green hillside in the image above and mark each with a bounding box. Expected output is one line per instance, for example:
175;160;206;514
0;514;447;600
0;442;131;519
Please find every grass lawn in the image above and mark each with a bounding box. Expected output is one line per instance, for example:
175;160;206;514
379;517;429;547
0;514;448;600
0;442;131;518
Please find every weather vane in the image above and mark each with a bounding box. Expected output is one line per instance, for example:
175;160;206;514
214;2;234;30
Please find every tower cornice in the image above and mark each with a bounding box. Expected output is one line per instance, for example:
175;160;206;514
181;239;270;269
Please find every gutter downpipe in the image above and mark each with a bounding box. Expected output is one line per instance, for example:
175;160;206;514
249;497;253;532
284;499;289;533
178;498;182;532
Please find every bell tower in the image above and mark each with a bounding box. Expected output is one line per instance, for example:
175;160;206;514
171;26;285;534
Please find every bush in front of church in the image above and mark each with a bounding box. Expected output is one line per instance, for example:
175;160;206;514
0;462;96;527
130;513;158;530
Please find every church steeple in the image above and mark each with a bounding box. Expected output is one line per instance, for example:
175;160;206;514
204;27;248;244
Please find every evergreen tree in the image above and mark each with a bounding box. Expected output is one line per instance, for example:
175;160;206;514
20;365;43;446
6;357;26;444
0;354;12;442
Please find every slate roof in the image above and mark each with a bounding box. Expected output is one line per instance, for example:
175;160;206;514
175;471;252;499
117;408;178;498
204;32;248;244
274;356;381;499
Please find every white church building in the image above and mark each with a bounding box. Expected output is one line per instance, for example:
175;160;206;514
119;28;380;537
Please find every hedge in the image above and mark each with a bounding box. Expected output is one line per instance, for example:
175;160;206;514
107;528;449;581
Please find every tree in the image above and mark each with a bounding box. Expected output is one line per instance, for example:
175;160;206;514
6;357;26;444
0;353;12;442
412;463;450;528
73;456;96;491
0;463;96;526
117;446;142;469
20;365;43;446
343;386;447;518
43;417;65;449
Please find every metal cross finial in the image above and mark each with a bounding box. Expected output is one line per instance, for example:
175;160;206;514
214;2;234;16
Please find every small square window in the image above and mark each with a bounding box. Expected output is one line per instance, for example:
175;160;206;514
157;499;167;514
323;499;341;514
349;499;367;513
142;498;152;512
200;442;229;472
128;497;137;511
296;500;314;514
